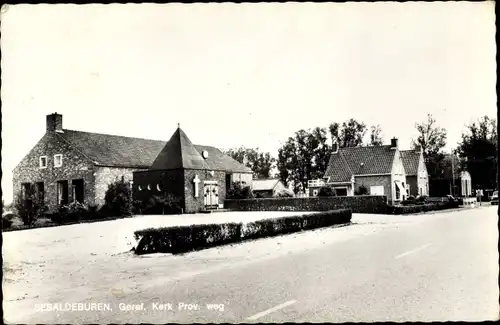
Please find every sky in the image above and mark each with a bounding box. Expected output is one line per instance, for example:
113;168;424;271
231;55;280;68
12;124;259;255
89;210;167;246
1;2;497;203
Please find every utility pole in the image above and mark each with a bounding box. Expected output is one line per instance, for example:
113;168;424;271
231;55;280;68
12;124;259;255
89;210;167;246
451;153;455;196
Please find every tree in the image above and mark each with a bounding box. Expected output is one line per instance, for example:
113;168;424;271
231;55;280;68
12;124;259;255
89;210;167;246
329;118;367;148
277;127;331;192
368;125;384;146
225;147;275;179
456;116;498;191
411;114;448;180
411;113;447;156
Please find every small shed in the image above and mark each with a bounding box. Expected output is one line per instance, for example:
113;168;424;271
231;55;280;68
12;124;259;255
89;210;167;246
252;179;287;198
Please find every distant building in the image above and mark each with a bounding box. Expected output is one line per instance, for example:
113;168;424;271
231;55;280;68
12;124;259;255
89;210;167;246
252;179;287;198
13;113;252;213
309;138;408;204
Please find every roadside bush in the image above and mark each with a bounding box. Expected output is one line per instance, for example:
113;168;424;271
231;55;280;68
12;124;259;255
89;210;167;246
389;201;459;214
227;181;254;199
103;176;132;217
318;186;337;197
134;209;352;255
2;213;16;229
13;191;48;226
134;222;243;255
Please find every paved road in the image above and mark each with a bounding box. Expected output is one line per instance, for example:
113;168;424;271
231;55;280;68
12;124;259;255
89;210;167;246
8;207;499;323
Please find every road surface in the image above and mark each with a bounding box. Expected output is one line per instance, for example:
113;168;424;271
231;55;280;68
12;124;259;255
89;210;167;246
5;207;499;323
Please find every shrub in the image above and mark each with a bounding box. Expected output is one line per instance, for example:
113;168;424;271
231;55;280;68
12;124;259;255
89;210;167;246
318;186;336;197
389;201;459;214
416;195;428;203
227;181;254;199
134;222;243;255
103;176;132;217
85;204;102;219
254;192;265;199
141;193;182;215
401;196;417;206
13;191;48;226
132;199;144;214
355;185;368;196
51;201;90;223
2;213;16;229
134;209;352;255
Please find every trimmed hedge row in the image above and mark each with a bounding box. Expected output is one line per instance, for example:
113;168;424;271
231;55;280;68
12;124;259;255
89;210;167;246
389;201;460;214
225;196;388;214
133;209;352;255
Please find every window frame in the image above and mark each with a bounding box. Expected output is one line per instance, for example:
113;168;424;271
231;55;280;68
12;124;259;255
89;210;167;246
370;185;384;196
39;156;48;169
54;154;63;168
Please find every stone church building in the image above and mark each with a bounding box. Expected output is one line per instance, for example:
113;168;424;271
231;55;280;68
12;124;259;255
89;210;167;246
12;113;252;213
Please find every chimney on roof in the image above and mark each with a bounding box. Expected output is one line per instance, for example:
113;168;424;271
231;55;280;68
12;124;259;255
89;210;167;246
46;113;63;133
332;142;338;154
390;137;398;149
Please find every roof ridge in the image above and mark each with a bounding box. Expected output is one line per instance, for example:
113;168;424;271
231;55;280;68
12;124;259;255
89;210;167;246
63;128;166;142
340;144;391;150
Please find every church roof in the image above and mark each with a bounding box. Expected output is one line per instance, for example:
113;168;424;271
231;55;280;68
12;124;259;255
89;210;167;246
56;128;251;173
150;127;210;170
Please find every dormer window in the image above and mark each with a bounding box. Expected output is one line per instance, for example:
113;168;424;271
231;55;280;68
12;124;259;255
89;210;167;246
39;156;47;168
54;154;63;168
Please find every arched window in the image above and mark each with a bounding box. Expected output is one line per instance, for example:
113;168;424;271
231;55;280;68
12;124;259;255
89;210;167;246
157;183;161;191
147;184;151;191
138;185;143;191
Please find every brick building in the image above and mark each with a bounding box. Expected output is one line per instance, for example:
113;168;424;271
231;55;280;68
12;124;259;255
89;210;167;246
400;147;430;197
12;113;252;213
308;138;409;204
133;126;253;213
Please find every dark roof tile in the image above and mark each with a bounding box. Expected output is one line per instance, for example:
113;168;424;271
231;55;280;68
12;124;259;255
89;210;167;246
400;150;421;176
324;145;397;182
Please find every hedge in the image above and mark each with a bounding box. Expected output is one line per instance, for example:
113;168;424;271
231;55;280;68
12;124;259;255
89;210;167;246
133;209;352;255
225;196;388;214
389;201;460;215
